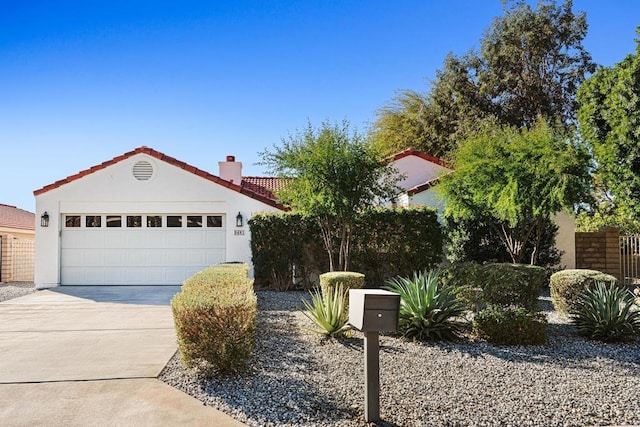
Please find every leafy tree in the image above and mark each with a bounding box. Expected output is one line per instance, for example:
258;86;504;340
371;0;594;158
260;120;400;272
439;120;591;264
577;28;640;225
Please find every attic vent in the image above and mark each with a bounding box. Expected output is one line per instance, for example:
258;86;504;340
132;160;154;181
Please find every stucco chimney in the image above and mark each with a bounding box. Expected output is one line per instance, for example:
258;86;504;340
219;155;243;184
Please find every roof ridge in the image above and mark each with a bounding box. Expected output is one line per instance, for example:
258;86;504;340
387;147;451;169
33;146;286;210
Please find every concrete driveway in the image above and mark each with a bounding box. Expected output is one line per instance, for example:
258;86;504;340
0;287;245;426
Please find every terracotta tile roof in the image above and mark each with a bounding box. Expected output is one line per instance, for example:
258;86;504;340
33;146;287;211
242;176;291;201
0;204;35;231
387;148;451;169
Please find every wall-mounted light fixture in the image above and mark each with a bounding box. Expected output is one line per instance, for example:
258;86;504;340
236;212;243;227
41;212;50;227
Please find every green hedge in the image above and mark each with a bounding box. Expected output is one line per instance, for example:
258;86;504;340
550;269;618;316
171;263;257;377
249;212;329;290
443;263;545;311
350;207;443;286
249;207;442;290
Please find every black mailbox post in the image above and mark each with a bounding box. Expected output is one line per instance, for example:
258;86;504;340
348;289;401;423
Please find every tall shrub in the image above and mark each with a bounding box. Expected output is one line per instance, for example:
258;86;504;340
171;264;257;377
459;263;549;346
250;213;324;290
444;215;561;268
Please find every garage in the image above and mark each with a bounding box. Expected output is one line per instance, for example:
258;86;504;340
60;213;225;285
34;146;285;289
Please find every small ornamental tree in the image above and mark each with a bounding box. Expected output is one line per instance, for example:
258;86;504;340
439;120;591;265
260;120;401;271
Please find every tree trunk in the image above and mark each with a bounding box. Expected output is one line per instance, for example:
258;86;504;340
318;218;335;271
529;218;544;266
339;222;352;271
494;220;538;265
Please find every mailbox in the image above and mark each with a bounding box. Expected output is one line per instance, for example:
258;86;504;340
349;289;400;332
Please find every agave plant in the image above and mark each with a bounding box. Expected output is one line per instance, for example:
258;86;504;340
385;270;466;341
301;284;351;338
572;282;640;342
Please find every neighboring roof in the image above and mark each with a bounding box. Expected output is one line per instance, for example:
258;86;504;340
387;148;451;169
242;176;290;201
33;146;286;210
0;204;35;231
406;178;442;196
387;148;453;196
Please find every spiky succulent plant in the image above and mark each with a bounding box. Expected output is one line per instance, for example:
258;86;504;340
301;284;351;338
385;270;466;341
572;282;640;342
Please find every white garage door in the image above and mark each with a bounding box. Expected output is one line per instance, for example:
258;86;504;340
60;214;226;285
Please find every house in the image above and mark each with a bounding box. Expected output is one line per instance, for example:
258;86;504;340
388;148;575;269
33;146;285;288
387;148;452;212
0;204;35;283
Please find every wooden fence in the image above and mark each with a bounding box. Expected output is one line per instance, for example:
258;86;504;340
0;234;35;283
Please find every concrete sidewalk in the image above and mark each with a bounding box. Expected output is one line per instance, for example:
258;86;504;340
0;289;245;426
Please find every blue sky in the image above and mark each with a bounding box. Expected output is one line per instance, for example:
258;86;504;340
1;1;638;212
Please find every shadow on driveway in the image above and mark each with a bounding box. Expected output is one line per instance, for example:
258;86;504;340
51;285;182;306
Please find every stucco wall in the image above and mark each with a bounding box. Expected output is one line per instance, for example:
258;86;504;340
409;189;446;219
554;211;576;269
34;153;282;288
0;227;34;240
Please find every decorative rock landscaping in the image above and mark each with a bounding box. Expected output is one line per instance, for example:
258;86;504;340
0;282;37;302
160;291;640;426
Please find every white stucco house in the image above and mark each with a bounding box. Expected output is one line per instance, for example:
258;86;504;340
33;146;285;288
387;148;576;269
387;148;453;213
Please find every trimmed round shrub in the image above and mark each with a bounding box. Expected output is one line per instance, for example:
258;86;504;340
319;271;365;297
572;282;640;342
481;263;546;311
473;307;548;345
550;269;618;316
440;262;484;311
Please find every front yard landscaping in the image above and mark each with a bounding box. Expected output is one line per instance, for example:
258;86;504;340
160;290;640;426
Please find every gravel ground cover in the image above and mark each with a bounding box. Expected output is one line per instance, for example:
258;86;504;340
0;282;37;302
160;290;640;426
